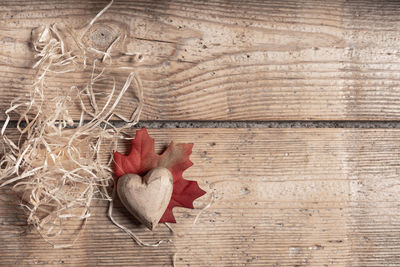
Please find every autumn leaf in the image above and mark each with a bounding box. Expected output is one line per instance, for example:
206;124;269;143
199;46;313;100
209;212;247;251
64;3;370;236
113;128;206;223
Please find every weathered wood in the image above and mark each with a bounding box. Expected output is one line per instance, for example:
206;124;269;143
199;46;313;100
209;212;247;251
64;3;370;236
2;1;400;120
1;128;399;266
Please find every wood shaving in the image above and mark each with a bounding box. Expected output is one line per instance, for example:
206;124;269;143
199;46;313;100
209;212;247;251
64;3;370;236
0;0;144;248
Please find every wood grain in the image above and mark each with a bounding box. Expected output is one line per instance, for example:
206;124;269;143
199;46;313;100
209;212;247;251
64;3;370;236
1;128;400;266
2;0;400;121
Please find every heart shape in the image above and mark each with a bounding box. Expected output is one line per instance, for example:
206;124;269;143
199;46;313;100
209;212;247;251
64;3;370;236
117;167;173;230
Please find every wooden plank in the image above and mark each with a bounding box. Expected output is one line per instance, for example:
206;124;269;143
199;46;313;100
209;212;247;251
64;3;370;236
2;0;400;121
1;128;400;266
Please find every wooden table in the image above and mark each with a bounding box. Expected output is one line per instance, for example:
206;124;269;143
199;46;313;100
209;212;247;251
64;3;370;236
1;1;400;266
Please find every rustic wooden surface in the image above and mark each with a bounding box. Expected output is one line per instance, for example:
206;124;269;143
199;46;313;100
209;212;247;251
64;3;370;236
1;128;400;266
2;0;400;120
1;1;400;267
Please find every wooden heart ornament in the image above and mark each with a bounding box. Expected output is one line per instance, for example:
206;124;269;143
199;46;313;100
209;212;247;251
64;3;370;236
117;167;173;230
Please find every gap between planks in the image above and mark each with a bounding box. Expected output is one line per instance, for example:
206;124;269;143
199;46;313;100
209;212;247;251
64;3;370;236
5;120;400;129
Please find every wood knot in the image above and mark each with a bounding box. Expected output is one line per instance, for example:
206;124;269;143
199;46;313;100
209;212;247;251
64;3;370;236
89;25;118;49
81;20;129;53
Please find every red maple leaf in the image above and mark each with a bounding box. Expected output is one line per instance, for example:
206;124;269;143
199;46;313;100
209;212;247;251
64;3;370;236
113;128;206;223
